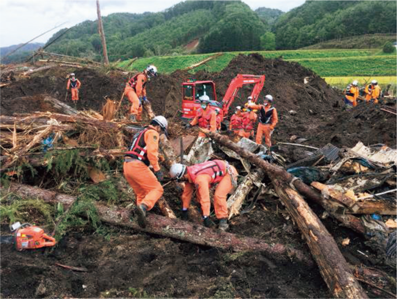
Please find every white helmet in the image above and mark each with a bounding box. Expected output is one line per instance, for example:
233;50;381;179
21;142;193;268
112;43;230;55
352;80;358;86
265;94;273;102
371;80;378;85
170;163;187;180
199;94;210;102
247;96;253;101
70;73;75;76
151;115;168;131
236;106;242;110
146;65;158;77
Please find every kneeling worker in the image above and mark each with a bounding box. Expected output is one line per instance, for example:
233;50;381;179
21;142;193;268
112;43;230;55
169;160;238;231
123;115;168;228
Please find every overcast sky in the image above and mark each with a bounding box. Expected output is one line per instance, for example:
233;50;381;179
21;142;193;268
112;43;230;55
0;0;305;47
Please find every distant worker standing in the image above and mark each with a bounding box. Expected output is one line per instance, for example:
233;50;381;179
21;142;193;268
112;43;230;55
186;95;217;137
343;80;359;108
248;95;278;148
364;80;381;104
241;103;258;139
125;65;158;122
169;160;238;231
66;73;81;102
229;106;244;136
123;115;168;228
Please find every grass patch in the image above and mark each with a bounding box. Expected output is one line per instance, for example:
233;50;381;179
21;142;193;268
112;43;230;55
119;49;395;76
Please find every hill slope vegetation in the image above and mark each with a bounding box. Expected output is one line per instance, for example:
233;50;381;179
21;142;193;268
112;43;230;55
274;1;396;49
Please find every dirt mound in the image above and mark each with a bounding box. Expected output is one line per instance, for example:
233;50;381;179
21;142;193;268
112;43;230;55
0;68;127;115
313;103;396;147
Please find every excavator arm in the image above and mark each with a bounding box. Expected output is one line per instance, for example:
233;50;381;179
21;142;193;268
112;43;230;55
221;74;265;115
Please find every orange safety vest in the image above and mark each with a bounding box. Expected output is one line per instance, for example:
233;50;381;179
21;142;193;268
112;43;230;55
216;114;222;130
242;112;255;131
197;108;214;129
187;160;226;185
125;127;155;166
128;72;147;92
230;114;243;129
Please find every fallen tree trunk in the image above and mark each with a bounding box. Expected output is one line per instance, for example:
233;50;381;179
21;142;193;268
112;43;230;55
203;130;368;299
43;96;79;115
202;129;366;235
227;170;264;219
1;182;312;265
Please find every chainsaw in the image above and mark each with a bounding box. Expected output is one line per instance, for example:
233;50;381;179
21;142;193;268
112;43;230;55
0;222;56;251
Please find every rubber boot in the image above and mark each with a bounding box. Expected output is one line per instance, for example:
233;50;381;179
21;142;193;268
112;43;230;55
135;204;147;228
129;114;137;122
203;217;214;228
218;218;229;231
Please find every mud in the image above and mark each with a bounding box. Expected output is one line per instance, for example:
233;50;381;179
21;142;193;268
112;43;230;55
1;54;396;298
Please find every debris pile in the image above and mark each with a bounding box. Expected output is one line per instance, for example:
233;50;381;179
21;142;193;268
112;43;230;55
0;56;396;298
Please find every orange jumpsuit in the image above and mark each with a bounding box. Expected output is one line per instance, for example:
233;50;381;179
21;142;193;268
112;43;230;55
249;104;278;147
181;160;238;219
67;78;81;101
240;111;257;138
364;84;381;104
229;112;244;136
344;85;359;107
190;107;217;137
123;125;163;210
216;114;222;131
125;73;147;120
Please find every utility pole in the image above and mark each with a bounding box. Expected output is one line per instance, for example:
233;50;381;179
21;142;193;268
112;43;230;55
96;0;109;65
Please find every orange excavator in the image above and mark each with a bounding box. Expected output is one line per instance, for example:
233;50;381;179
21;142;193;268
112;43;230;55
181;74;266;123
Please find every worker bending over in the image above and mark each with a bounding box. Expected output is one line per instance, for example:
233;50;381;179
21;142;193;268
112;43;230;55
241;103;258;139
248;95;278;147
229;106;244;136
123;115;168;228
364;80;381;104
66;73;81;102
169;160;238;231
186;95;217;137
343;80;359;108
125;65;157;122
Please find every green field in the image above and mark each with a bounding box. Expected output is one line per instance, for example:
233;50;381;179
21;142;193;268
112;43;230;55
118;49;397;77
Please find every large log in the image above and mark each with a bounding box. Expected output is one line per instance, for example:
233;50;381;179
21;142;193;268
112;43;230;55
227;170;264;219
203;130;368;299
1;182;312;265
202;129;366;235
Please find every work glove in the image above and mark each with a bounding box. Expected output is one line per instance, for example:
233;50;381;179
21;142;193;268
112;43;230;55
142;96;148;103
154;170;164;182
181;210;189;221
184;123;192;129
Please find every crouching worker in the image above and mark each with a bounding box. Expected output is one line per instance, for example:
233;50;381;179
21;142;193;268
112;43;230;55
123;115;168;228
169;160;238;231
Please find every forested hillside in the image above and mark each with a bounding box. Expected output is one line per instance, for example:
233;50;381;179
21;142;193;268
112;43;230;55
274;1;396;49
46;1;267;61
255;7;284;27
0;43;44;64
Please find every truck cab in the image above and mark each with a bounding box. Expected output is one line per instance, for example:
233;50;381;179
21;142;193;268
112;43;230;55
182;80;222;120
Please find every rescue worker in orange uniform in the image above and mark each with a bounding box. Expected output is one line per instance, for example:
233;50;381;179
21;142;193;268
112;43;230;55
124;65;157;122
123;115;168;228
215;108;222;131
229;106;244;136
169;160;238;231
186;95;217;137
364;80;381;104
241;104;258;139
343;80;359;108
66;73;81;102
248;94;278;148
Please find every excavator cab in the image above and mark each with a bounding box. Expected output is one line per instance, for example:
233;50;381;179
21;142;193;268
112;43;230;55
182;80;220;120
